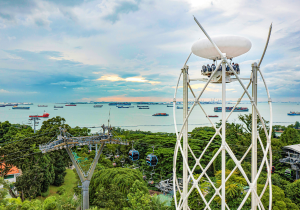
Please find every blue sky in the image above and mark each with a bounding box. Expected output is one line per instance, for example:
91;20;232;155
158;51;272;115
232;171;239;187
0;0;299;102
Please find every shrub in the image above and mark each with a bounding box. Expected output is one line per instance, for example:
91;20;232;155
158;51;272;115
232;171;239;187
56;186;66;195
41;187;50;197
43;196;57;210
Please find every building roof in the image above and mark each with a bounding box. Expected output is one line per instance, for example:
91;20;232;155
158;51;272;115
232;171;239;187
0;164;20;175
283;144;300;154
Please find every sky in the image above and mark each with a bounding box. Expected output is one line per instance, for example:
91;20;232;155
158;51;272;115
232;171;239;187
0;0;299;103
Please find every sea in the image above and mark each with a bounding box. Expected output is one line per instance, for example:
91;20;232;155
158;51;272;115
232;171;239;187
0;103;299;134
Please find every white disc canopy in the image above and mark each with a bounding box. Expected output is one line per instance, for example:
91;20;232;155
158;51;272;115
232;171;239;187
191;35;252;60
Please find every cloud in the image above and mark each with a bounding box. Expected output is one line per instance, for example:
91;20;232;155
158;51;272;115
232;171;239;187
0;89;38;94
96;74;161;85
0;0;300;102
8;36;16;41
0;89;9;93
104;0;140;23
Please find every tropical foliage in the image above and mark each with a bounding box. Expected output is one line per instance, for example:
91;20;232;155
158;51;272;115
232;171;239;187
1;116;300;209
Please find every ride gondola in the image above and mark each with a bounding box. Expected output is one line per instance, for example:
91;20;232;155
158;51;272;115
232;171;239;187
129;150;139;161
146;154;158;166
285;169;293;178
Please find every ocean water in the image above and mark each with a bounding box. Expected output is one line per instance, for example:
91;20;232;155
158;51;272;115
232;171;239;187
0;103;299;133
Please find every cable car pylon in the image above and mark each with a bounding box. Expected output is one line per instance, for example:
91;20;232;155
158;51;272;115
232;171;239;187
39;124;128;210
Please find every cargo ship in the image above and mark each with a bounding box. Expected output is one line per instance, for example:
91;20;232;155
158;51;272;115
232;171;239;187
137;105;149;107
29;111;49;118
109;102;131;106
5;103;18;106
65;104;76;106
177;106;190;109
54;106;63;108
214;107;249;112
117;105;134;108
167;105;173;107
139;107;149;109
12;106;30;109
152;113;169;116
287;111;300;116
207;115;219;117
94;105;103;108
0;105;5;107
38;105;48;107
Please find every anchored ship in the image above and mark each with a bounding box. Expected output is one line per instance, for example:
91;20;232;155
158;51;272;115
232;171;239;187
214;107;249;112
117;105;134;108
54;106;63;108
287;111;300;116
29;111;49;118
12;106;30;110
177;106;190;109
139;107;149;109
109;102;131;106
152;113;169;116
94;105;103;108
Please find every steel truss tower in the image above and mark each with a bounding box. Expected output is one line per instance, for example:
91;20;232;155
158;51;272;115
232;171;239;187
39;125;128;210
173;17;273;210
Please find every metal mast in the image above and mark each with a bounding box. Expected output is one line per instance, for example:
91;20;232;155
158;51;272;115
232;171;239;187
182;66;188;210
251;62;258;210
221;57;226;210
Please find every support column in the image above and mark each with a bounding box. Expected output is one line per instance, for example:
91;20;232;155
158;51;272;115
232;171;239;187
33;118;36;133
82;180;90;210
251;62;258;210
182;66;189;210
221;58;226;210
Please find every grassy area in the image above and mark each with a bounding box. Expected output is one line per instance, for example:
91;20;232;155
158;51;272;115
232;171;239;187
38;168;77;201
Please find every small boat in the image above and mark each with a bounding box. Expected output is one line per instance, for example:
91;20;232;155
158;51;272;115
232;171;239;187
287;111;300;116
12;106;30;110
94;105;103;108
152;113;169;116
54;105;63;108
54;109;58;110
139;107;149;109
38;105;48;107
29;111;49;118
207;115;219;118
65;104;76;106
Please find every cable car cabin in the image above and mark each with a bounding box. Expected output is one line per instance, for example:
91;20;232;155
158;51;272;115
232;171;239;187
285;169;293;178
146;154;158;166
129;150;139;161
266;166;275;174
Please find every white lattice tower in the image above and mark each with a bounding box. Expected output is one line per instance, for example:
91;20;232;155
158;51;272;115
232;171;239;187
173;17;273;210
